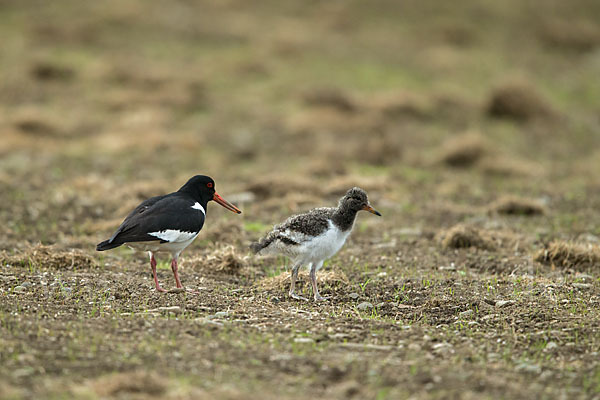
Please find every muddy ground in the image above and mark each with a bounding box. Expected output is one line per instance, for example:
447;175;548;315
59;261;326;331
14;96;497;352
1;0;600;399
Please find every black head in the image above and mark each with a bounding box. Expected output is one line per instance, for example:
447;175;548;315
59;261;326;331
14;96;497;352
178;175;241;214
339;187;381;216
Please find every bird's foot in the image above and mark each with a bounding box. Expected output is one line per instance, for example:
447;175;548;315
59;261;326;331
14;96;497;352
314;294;330;302
155;286;167;293
290;292;309;301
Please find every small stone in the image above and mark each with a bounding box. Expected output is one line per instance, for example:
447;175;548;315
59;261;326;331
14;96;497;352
432;342;453;355
214;311;229;318
348;292;359;299
158;306;182;314
516;362;541;374
13;286;26;293
545;342;558;350
356;302;373;311
459;310;474;317
294;337;314;344
496;300;515;308
21;282;33;288
168;288;185;294
376;302;386;308
572;283;592;289
408;343;421;351
575;273;593;281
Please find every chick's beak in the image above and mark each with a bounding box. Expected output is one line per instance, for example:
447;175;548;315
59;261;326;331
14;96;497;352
362;204;382;216
213;192;242;214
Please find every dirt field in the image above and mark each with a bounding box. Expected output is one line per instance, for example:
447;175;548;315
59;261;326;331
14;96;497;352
1;0;600;399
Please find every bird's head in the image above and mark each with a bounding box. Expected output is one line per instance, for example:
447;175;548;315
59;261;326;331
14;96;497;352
340;187;381;216
179;175;242;214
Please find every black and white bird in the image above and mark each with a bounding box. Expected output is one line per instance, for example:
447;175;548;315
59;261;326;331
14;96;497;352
97;175;241;292
250;187;381;301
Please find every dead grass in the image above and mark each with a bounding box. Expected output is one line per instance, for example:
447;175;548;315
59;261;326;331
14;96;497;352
186;246;252;276
438;224;494;250
488;195;546;215
479;156;543;177
91;371;167;397
539;20;600;52
437;132;488;167
487;80;556;121
257;269;350;291
535;240;600;269
0;244;98;270
301;87;358;113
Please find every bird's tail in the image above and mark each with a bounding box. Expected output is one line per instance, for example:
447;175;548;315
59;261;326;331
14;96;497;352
96;239;122;251
249;236;274;254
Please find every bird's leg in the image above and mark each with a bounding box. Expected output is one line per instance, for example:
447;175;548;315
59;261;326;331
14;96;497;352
150;252;166;293
171;255;183;288
289;260;308;301
310;260;328;301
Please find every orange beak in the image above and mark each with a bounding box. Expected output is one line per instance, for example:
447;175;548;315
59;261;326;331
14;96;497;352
213;192;242;214
362;204;382;216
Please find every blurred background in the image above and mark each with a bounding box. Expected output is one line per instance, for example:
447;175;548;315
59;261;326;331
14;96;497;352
1;0;600;248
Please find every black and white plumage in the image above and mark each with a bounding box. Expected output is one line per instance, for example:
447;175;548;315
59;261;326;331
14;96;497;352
97;175;241;292
251;187;381;301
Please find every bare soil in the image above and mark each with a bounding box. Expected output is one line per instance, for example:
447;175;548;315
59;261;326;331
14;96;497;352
1;0;600;399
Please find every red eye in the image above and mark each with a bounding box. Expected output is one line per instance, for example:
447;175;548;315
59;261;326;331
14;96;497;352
207;182;213;188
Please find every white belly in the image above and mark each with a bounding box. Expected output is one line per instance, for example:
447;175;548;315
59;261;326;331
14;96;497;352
127;230;199;256
300;221;351;262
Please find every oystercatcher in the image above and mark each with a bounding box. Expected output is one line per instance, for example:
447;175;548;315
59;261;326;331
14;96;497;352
250;187;381;301
97;175;242;292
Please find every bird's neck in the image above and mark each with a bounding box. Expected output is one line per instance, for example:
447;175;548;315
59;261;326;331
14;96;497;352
332;206;358;232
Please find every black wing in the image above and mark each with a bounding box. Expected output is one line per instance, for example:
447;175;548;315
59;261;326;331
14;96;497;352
101;193;205;247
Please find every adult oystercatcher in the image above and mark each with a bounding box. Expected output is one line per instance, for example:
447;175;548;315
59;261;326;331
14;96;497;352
97;175;242;292
250;187;381;301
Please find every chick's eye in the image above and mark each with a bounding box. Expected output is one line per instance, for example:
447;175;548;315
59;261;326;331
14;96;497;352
207;182;213;188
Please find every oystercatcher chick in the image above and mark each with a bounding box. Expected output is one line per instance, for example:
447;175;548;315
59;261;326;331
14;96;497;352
250;187;381;301
97;175;242;292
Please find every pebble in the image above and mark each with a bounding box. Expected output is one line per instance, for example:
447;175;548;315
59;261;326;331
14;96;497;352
13;286;26;293
516;362;541;374
158;306;182;314
294;337;314;344
408;343;421;351
168;288;185;294
214;311;229;318
572;283;592;289
459;310;474;317
495;300;515;308
545;342;558;350
356;302;373;311
348;292;359;300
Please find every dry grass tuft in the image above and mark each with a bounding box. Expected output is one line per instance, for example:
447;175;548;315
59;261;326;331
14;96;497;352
539;20;600;52
487;80;556;121
186;246;251;275
479;156;543;177
245;176;316;200
489;195;546;215
302;87;358;113
257;270;350;291
535;241;600;269
438;132;488;167
92;371;167;397
0;244;98;270
438;224;494;250
31;61;75;82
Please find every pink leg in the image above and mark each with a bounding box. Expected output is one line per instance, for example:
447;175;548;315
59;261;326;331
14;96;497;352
150;253;166;293
171;257;183;288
